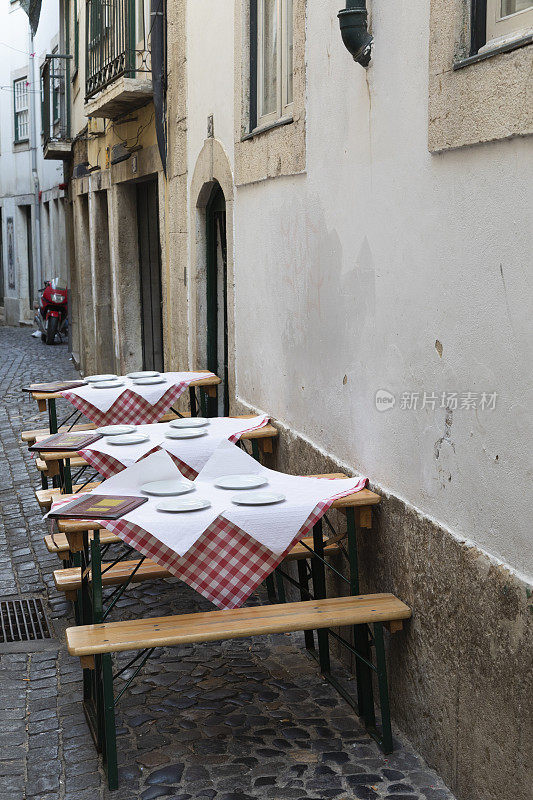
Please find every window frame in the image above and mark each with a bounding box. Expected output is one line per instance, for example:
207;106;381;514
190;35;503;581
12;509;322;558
250;0;294;133
13;77;29;144
471;0;533;54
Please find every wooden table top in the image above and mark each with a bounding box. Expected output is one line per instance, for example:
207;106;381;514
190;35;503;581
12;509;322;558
29;371;221;401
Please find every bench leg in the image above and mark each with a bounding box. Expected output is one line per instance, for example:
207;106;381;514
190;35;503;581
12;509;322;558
311;520;331;674
274;569;287;603
297;560;315;650
101;654;118;790
373;622;393;753
40;473;48;490
346;506;376;727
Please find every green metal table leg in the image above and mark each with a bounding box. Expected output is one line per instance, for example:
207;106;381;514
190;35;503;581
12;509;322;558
373;622;393;752
311;520;330;674
63;459;73;494
265;574;277;603
251;439;260;461
297;560;314;650
275;569;287;603
346;507;376;727
189;387;198;417
206;387;218;418
48;399;58;434
40;473;48;490
200;388;207;417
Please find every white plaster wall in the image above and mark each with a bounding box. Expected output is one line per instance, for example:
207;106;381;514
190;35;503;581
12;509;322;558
186;0;235;181
228;0;532;577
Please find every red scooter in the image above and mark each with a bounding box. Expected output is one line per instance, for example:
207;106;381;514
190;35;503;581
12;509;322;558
34;278;68;344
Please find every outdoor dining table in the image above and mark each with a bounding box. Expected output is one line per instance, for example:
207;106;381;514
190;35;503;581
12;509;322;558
48;440;375;612
34;414;278;493
27;371;221;434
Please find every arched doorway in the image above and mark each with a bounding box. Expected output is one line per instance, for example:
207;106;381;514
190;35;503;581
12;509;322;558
205;183;229;416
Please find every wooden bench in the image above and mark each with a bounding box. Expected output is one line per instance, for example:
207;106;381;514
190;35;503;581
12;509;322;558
45;530;121;562
67;593;411;789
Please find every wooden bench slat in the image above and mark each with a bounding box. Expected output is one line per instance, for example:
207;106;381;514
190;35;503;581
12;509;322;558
45;530;121;556
54;559;169;591
66;594;411;656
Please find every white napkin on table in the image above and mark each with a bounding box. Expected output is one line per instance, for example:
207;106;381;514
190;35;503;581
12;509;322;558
83;415;269;473
195;439;366;553
64;372;214;413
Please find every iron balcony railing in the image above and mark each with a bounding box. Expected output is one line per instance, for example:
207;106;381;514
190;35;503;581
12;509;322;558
41;55;70;145
86;0;151;100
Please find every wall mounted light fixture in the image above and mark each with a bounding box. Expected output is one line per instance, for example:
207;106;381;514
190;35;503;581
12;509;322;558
338;0;373;68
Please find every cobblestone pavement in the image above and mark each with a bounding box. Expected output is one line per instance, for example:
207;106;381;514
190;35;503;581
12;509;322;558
0;325;457;800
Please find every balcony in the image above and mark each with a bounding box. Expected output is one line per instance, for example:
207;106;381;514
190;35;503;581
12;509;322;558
41;55;72;160
85;0;152;119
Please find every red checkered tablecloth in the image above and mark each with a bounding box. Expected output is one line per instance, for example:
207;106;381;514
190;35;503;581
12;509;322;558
61;381;196;426
49;488;362;610
98;494;344;609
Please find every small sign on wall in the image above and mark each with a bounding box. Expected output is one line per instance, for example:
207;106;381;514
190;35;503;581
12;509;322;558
7;217;15;289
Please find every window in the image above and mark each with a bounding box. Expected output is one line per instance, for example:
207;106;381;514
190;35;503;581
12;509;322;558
13;78;29;143
472;0;533;53
487;1;533;43
255;0;293;129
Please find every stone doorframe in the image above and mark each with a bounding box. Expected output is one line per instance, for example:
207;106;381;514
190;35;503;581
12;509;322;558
189;138;236;412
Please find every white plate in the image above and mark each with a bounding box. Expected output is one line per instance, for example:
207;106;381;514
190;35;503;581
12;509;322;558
97;425;137;436
170;417;210;429
85;374;118;383
165;429;208;440
157;497;211;513
107;433;150;446
141;479;194;496
215;474;268;490
132;377;167;385
231;491;286;506
93;380;125;389
126;371;160;379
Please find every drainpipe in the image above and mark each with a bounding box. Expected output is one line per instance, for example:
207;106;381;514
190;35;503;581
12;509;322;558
28;27;42;291
338;0;373;68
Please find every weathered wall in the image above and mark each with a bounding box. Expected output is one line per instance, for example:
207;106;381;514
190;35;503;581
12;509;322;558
177;0;533;797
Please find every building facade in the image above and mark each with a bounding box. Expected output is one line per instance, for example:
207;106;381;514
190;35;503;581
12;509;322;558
0;0;68;326
61;3;532;800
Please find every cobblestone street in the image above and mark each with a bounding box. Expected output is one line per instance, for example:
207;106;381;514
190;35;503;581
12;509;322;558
0;326;457;800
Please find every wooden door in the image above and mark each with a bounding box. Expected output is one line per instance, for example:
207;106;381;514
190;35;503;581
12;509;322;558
137;180;164;372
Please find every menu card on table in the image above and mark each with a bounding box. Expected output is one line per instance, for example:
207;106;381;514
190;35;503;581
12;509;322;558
47;494;148;520
30;431;103;452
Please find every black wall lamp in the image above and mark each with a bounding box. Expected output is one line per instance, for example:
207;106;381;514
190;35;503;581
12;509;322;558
338;0;373;67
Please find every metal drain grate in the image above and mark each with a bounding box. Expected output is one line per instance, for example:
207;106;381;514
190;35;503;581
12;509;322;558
0;598;51;644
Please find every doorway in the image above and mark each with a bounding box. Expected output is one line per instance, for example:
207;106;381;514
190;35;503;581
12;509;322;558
136;179;164;372
22;206;34;309
205;183;229;416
